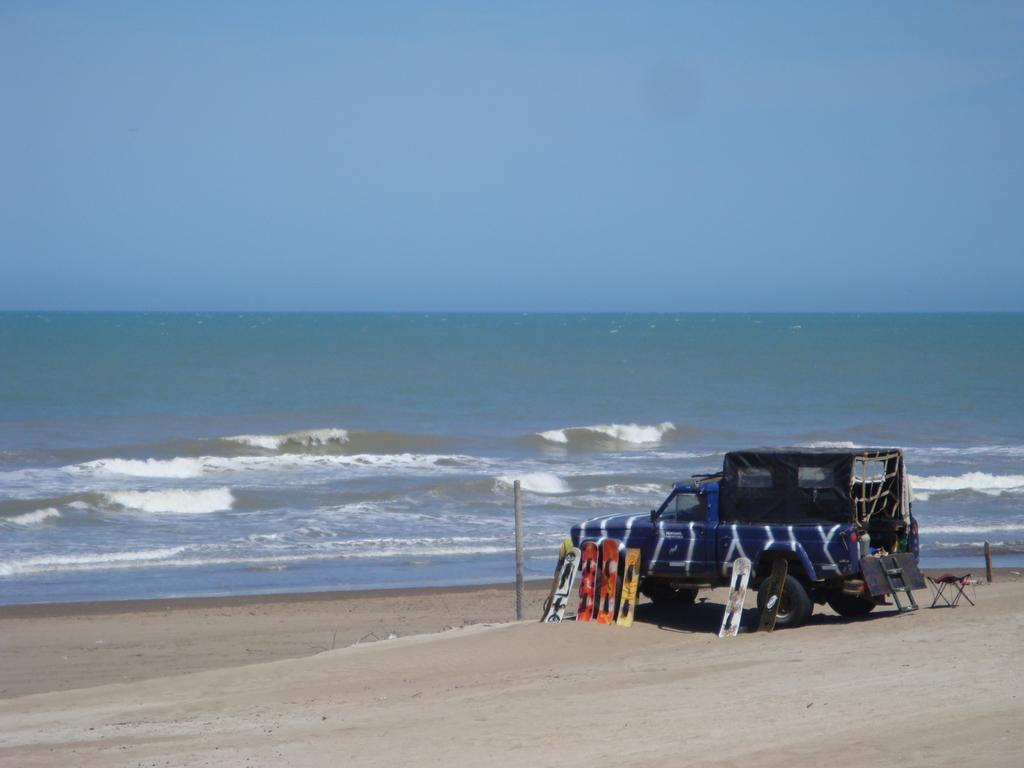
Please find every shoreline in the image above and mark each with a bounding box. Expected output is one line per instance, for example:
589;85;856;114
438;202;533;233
0;578;553;619
1;561;1015;616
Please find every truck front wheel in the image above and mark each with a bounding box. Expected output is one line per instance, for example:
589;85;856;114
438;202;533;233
757;574;812;629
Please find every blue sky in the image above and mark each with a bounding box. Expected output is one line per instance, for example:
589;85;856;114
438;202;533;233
2;2;1022;311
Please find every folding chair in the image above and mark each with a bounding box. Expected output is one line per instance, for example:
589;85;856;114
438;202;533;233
927;574;975;607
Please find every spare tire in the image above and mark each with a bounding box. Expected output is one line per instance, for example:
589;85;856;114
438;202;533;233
641;581;698;608
757;574;812;629
826;592;877;617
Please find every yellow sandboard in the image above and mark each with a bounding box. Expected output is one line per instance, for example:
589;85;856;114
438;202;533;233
616;548;642;627
558;536;573;561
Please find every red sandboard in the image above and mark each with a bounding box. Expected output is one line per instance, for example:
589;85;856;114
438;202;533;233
596;539;621;625
576;541;599;622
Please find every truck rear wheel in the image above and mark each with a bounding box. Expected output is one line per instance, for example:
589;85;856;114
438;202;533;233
826;592;877;617
757;574;812;629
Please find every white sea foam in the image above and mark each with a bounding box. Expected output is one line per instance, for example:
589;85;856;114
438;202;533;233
604;482;666;494
632;450;715;461
526;482;665;508
538;422;676;446
920;523;1024;535
910;472;1024;499
6;507;61;526
206;452;485;474
76;457;206;479
224;428;350;451
800;440;859;449
540;483;668;509
495;472;571;494
65;452;490;479
0;540;560;578
104;488;235;514
601;482;668;500
0;546;188;577
907;445;1024;460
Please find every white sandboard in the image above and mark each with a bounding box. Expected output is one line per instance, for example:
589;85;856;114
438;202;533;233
718;557;752;638
542;547;581;623
540;538;574;618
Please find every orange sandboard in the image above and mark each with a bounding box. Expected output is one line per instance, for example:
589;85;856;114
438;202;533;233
596;539;621;624
576;541;599;622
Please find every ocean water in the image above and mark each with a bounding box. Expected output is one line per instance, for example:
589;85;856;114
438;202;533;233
1;312;1022;605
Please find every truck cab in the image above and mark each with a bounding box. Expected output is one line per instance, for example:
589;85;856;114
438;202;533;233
646;477;719;579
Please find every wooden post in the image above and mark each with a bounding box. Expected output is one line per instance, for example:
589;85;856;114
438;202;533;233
984;541;993;583
514;479;525;619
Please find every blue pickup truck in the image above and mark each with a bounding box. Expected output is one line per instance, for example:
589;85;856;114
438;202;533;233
571;448;919;628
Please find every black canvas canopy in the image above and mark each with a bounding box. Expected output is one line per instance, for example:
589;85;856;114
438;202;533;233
719;448;907;526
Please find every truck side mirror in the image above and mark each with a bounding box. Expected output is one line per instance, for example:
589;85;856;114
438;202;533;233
650;509;658;523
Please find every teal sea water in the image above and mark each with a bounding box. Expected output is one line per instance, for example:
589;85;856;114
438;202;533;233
1;312;1022;604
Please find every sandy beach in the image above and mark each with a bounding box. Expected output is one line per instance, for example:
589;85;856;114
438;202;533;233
2;571;1021;767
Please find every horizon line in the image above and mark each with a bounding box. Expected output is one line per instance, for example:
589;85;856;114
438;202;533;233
1;309;1022;316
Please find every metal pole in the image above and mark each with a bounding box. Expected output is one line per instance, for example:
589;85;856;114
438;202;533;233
514;479;525;619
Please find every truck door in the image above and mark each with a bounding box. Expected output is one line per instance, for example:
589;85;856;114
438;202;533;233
651;490;713;577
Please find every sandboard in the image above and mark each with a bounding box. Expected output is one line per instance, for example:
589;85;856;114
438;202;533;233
718;557;752;638
615;547;642;627
542;546;581;623
757;558;788;632
596;538;621;625
576;541;599;622
541;537;575;617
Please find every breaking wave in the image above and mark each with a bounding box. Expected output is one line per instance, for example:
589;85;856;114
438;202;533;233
219;428;444;454
910;472;1024;501
536;422;676;448
75;457;206;479
224;428;350;451
103;488;235;514
495;472;571;494
5;507;61;526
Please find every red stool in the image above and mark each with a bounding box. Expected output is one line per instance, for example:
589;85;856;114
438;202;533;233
927;574;975;607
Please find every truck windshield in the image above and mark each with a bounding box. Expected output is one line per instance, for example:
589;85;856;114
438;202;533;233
658;491;706;522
